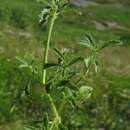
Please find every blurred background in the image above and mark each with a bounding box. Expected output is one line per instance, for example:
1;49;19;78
0;0;130;130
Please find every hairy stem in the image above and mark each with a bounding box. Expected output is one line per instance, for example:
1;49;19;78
42;11;57;87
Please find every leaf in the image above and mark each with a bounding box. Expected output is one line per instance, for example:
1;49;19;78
43;113;49;130
67;81;78;90
19;64;28;68
69;96;76;108
84;57;91;69
79;40;92;49
64;88;76;108
10;104;17;114
84;34;94;44
57;80;69;86
16;57;30;69
66;57;82;67
79;34;94;49
43;63;59;69
99;40;121;51
53;48;65;62
94;60;99;73
77;86;93;101
39;8;51;26
16;57;27;65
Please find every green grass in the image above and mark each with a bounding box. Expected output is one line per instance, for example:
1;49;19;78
0;0;130;50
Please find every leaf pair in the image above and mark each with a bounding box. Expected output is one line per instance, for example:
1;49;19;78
80;34;121;73
98;40;121;51
39;8;51;26
79;34;95;51
16;57;37;74
84;55;100;73
39;0;70;26
79;34;121;52
65;85;93;107
43;48;82;70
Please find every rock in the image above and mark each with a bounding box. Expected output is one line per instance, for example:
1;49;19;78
18;31;31;39
93;21;107;30
93;20;127;30
71;0;98;7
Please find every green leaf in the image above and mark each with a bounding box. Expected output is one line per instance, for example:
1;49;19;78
67;81;78;90
84;57;91;69
64;88;76;108
66;57;82;67
39;8;51;26
84;34;94;44
19;64;28;68
10;104;17;114
43;113;49;130
99;40;121;51
16;57;27;65
79;34;94;49
94;60;99;73
77;86;93;101
69;96;76;108
43;63;59;69
57;80;69;86
79;40;92;48
53;48;65;62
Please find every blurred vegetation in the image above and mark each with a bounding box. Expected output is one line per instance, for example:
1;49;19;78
0;0;130;130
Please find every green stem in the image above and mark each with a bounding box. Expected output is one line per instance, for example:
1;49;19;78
48;94;60;119
42;11;57;87
48;94;61;130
